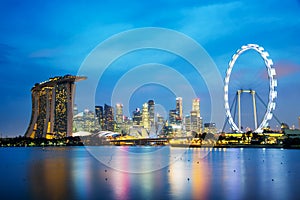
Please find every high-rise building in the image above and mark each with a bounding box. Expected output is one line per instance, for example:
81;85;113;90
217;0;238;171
190;98;202;133
25;75;86;139
176;97;183;120
115;104;124;125
95;106;104;130
73;109;97;132
192;98;200;118
142;102;150;129
184;115;191;132
133;108;142;125
148;100;155;127
104;104;114;131
169;109;177;125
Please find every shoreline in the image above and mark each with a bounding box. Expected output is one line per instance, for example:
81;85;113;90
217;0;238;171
1;143;300;149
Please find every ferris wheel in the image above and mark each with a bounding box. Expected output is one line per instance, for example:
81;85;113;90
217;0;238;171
224;44;277;133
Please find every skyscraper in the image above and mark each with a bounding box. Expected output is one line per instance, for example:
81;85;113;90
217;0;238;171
169;109;177;125
104;104;114;131
192;98;200;118
95;105;104;130
176;97;183;120
142;102;150;129
190;98;202;133
115;104;124;125
25;75;86;139
133;108;142;125
148;100;155;127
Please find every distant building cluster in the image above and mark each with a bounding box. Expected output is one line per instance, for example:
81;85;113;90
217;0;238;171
24;75;218;139
73;97;217;138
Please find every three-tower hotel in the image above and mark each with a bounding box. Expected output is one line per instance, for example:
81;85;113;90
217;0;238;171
25;75;86;139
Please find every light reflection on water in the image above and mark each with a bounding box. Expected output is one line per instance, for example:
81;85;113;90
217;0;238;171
0;147;300;200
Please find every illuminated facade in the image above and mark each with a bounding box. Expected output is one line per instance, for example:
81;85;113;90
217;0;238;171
25;75;86;139
148;100;155;127
95;106;104;130
176;97;183;120
191;98;202;133
192;98;200;118
115;104;124;125
104;104;114;131
142;102;150;129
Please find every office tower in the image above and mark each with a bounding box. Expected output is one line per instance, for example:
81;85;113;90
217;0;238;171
169;109;177;125
95;105;104;130
142;102;150;129
184;115;191;132
190;98;202;133
104;104;114;131
133;108;142;125
148;100;155;127
115;104;124;125
176;97;183;120
25;75;86;139
192;98;200;118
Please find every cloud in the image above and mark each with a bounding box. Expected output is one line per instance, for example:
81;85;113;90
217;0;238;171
273;61;300;78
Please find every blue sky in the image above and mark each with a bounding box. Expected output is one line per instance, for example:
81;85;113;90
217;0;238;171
0;0;300;136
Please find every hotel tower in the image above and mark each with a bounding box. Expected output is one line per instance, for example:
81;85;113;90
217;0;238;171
25;75;86;139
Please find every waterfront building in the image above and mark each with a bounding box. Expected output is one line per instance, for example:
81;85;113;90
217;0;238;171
25;75;86;139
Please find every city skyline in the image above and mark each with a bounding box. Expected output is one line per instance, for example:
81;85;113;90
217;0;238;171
1;0;300;136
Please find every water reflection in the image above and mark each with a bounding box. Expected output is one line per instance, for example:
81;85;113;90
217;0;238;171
1;147;300;199
29;149;73;200
168;148;211;199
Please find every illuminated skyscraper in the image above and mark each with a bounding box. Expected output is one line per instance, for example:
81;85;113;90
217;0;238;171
169;109;177;125
133;108;142;125
95;105;104;130
115;104;124;125
142;102;150;129
176;97;183;120
104;104;114;131
192;98;200;118
25;75;86;139
190;98;202;133
184;115;191;132
148;100;155;127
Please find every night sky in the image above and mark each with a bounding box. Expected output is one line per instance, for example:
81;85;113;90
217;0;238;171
0;0;300;137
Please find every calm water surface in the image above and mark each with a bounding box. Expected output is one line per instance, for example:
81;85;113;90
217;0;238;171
0;146;300;200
